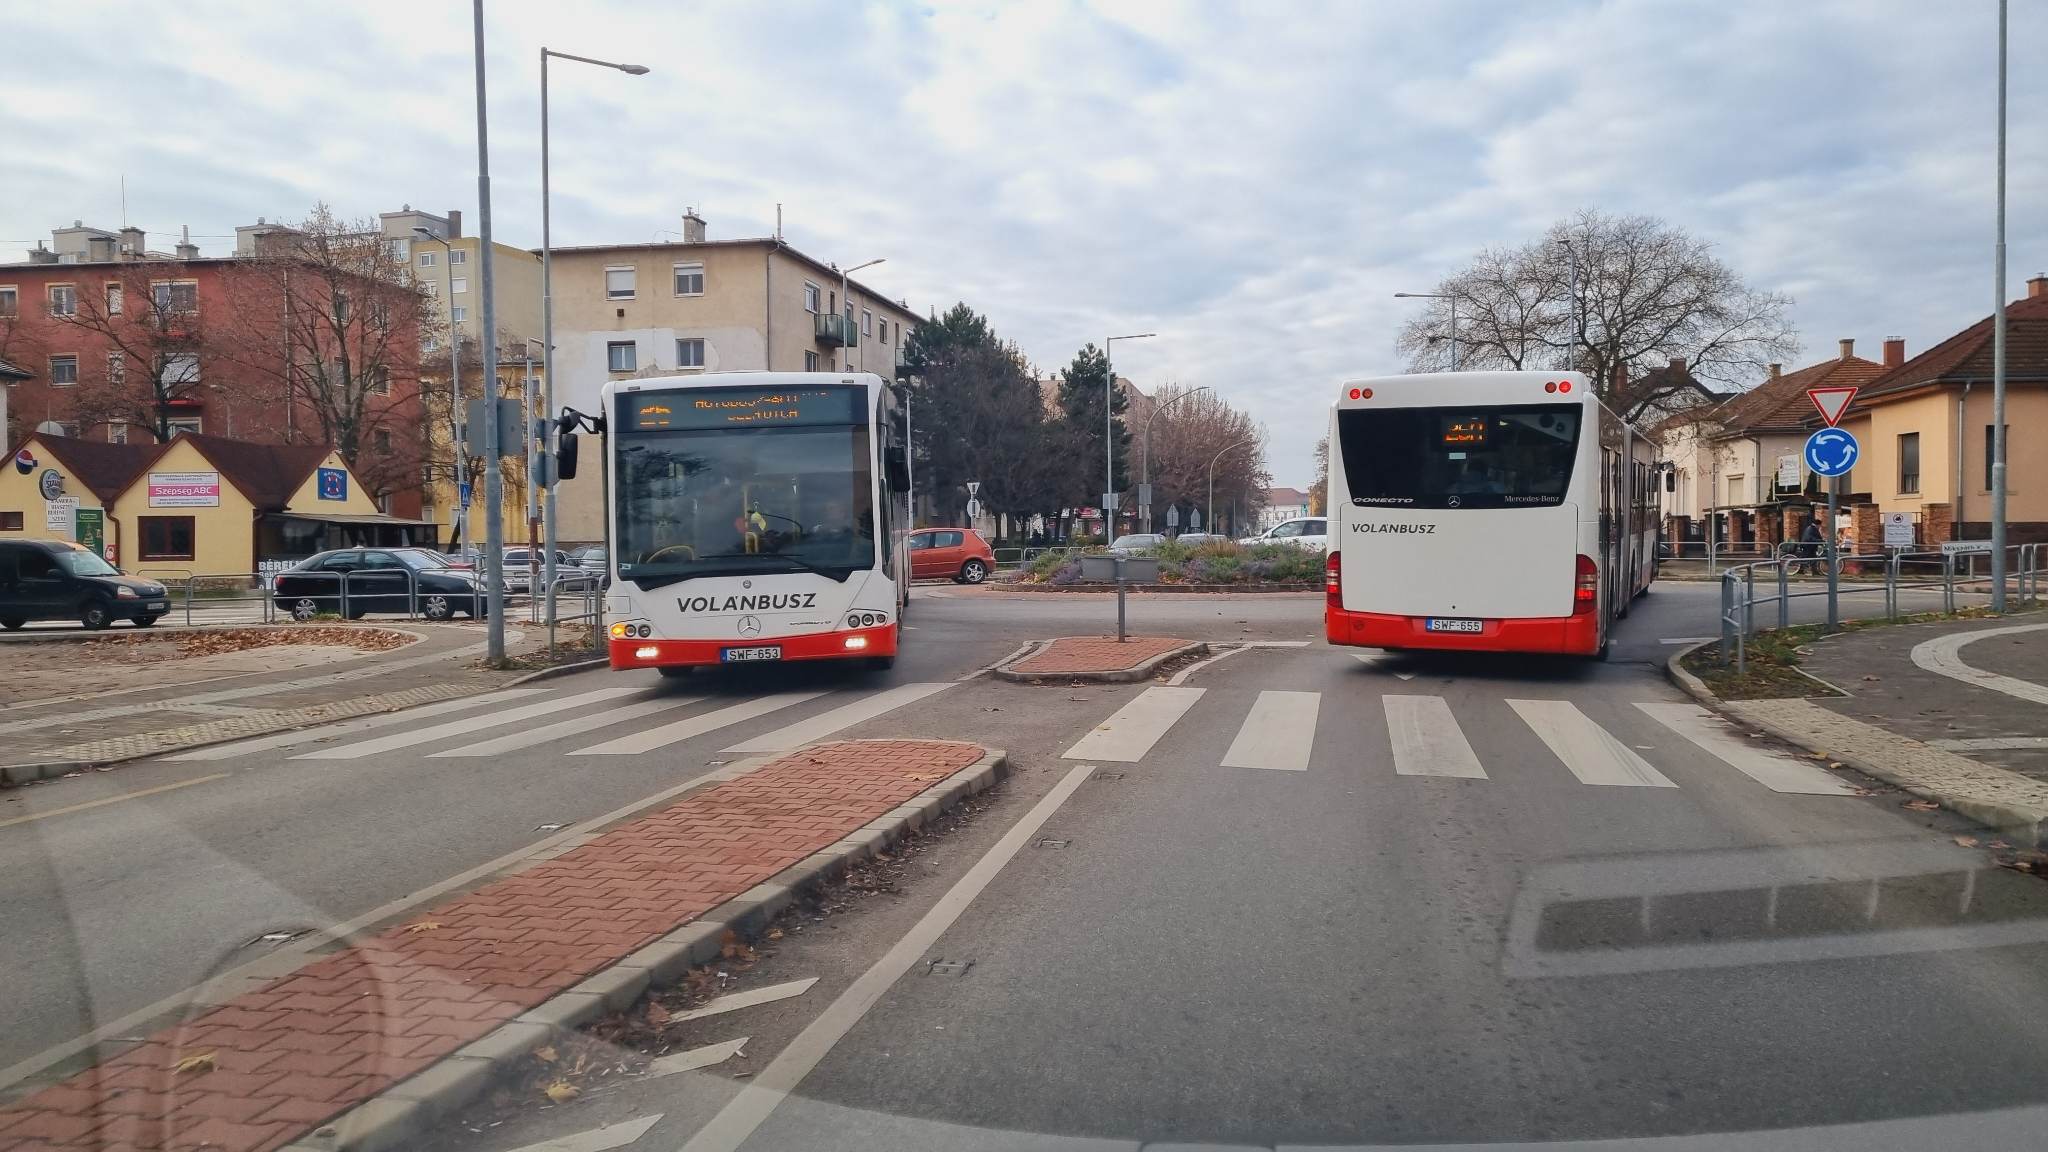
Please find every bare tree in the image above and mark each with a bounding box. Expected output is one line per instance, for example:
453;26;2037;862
55;260;219;442
0;303;49;447
1309;436;1329;515
1140;383;1270;531
1398;210;1798;420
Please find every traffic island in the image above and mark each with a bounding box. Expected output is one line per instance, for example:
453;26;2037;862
995;635;1206;683
0;739;1005;1152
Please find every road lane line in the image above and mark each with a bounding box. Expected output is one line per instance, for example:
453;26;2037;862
164;689;549;761
1634;702;1858;795
431;696;705;758
0;774;228;830
674;763;1096;1152
503;1116;664;1152
1507;699;1677;787
645;1039;747;1079
1060;687;1205;762
292;686;646;760
674;978;818;1022
572;691;827;756
1353;653;1416;680
721;683;953;753
1221;690;1320;771
1931;736;2048;751
1384;695;1487;779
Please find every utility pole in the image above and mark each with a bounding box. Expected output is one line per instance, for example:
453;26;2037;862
1990;0;2010;611
472;0;505;660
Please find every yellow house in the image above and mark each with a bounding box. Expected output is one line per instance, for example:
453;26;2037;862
0;433;155;561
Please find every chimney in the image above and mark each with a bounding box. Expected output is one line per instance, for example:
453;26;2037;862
119;226;145;258
175;225;200;261
1668;356;1687;375
87;235;115;262
1767;363;1781;379
446;209;462;238
1883;337;1905;368
681;208;707;244
1611;361;1629;393
2029;273;2047;299
1838;338;1855;360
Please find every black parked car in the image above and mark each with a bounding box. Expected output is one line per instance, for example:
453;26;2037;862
0;539;170;630
272;547;487;621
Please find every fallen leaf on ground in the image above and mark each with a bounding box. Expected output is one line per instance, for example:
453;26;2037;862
533;1045;559;1064
765;928;784;940
1956;836;1981;847
901;773;940;782
172;1052;216;1076
1903;799;1941;812
404;920;443;934
645;1002;670;1027
543;1080;580;1103
1808;752;1829;760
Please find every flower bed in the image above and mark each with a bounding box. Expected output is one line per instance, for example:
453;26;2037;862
1019;538;1325;587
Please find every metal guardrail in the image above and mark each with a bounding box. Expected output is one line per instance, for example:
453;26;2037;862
544;578;603;661
1716;544;2044;672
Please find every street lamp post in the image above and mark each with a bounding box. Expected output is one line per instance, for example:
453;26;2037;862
471;0;505;661
1394;292;1458;371
837;259;885;372
1104;333;1155;534
1138;384;1211;534
1207;435;1259;539
541;47;648;632
1990;0;2010;610
413;227;466;556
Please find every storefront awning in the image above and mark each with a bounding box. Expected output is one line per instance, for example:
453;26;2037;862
271;511;439;527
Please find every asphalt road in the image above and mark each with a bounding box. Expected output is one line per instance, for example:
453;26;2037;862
5;577;2043;1151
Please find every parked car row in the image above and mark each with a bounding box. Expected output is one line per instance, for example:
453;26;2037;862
1102;519;1327;555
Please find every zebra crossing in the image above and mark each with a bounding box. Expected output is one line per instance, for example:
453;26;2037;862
1063;684;1858;796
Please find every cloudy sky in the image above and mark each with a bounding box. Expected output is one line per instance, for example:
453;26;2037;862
4;0;2040;486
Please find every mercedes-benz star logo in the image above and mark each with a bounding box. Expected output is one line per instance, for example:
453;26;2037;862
737;615;763;637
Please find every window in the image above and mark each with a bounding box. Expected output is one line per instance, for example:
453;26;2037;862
879;319;888;344
675;338;706;368
140;516;197;561
1986;424;2009;490
803;350;820;371
165;353;200;385
105;283;122;314
421;279;438;296
166;417;202;438
107;352;125;386
605;267;636;300
1335;404;1583;510
448;248;466;265
48;285;77;316
383;239;406;261
1726;474;1746;505
418;250;437;268
373;429;392;453
423;334;441;354
804;282;822;313
451;277;468;294
49;355;78;385
1898;432;1920;494
607;341;638;372
108;422;128;445
450;306;468;323
0;286;16;317
0;512;20;531
673;263;704;296
862;309;873;336
933;530;964;548
371;366;391;395
152;281;198;314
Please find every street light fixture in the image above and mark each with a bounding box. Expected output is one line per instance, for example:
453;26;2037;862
1394;292;1458;371
838;259;885;373
540;46;649;630
1104;332;1155;532
413;227;467;556
1207;434;1260;539
1138;384;1211;534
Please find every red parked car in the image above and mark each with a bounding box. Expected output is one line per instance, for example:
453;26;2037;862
907;528;995;584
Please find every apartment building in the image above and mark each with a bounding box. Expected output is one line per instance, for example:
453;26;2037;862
541;211;921;541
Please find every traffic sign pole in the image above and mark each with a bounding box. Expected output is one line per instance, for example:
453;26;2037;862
1826;476;1839;631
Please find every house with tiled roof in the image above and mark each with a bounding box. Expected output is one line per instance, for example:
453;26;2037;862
1831;274;2048;547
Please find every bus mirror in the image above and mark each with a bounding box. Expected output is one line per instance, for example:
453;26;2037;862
1663;470;1676;493
886;447;911;492
556;432;579;481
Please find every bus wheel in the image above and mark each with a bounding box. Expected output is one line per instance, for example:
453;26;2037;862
867;654;897;672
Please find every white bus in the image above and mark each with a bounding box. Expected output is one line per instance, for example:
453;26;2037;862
1324;371;1658;658
596;372;911;675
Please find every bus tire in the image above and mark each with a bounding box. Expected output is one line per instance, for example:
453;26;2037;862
866;654;896;672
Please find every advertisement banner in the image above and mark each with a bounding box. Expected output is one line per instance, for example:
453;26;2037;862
316;466;348;501
149;471;221;507
75;508;105;557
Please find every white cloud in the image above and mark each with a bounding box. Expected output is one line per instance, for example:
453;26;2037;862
2;0;2041;486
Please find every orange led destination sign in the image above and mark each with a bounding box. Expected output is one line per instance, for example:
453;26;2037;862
622;386;861;431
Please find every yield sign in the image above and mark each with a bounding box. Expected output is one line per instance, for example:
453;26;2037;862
1808;386;1858;427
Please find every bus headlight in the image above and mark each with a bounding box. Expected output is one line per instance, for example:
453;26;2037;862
848;613;862;628
843;636;869;650
635;645;660;659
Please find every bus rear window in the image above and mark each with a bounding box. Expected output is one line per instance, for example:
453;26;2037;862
1337;404;1581;509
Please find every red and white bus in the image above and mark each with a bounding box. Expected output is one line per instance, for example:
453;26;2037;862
1324;371;1658;658
598;372;912;675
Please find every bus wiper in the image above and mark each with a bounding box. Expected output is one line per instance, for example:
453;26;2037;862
749;554;856;582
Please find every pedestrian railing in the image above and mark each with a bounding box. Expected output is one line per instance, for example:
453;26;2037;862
544;578;603;660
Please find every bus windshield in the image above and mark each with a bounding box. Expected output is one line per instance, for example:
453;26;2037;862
614;423;876;588
1337;403;1581;510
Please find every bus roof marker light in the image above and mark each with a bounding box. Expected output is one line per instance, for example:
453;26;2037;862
1360;388;1372;399
1544;381;1557;393
1558;380;1571;392
1348;388;1361;400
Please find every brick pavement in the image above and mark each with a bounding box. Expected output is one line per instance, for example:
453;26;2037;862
1007;635;1193;676
0;739;985;1152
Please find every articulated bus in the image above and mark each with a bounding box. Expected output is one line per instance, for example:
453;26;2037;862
1324;371;1658;659
600;372;911;675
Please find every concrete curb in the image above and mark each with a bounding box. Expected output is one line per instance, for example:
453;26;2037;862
1663;640;2048;845
992;639;1209;683
985;583;1319;595
505;657;609;686
280;743;1011;1152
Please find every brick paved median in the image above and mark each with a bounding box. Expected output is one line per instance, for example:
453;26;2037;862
1006;635;1195;677
0;739;986;1152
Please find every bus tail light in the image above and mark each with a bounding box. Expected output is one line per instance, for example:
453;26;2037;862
1325;551;1342;608
1573;554;1598;614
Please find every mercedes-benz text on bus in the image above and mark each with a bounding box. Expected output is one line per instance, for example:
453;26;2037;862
601;372;911;674
1324;371;1658;658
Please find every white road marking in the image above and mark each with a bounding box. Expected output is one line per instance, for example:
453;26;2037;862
1384;695;1487;779
502;1115;664;1152
1912;623;2048;706
1507;699;1676;787
162;689;549;761
1220;691;1320;771
431;696;704;758
1931;736;2048;751
292;686;646;760
674;764;1096;1152
1060;687;1205;762
1353;653;1416;680
572;691;827;756
644;1038;748;1079
1634;702;1858;795
675;978;819;1022
721;683;953;753
1165;645;1253;685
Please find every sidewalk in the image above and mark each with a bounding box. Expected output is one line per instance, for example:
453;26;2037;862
995;635;1204;682
0;739;998;1152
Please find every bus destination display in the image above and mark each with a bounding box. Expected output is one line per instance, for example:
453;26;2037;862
622;386;860;431
1441;417;1489;446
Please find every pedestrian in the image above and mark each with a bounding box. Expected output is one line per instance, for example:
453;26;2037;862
1798;517;1823;575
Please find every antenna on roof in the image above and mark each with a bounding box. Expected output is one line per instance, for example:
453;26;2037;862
775;203;783;242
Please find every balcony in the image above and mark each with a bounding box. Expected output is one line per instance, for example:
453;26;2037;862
814;312;858;349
